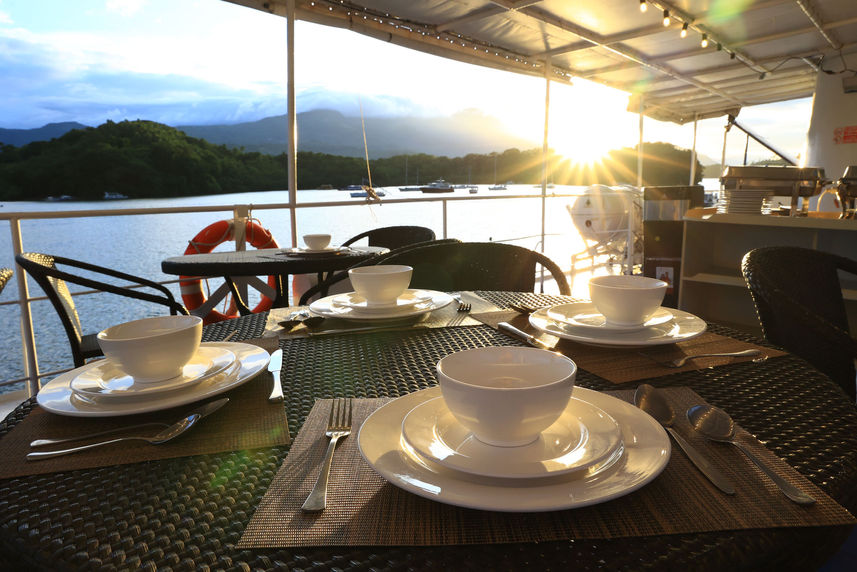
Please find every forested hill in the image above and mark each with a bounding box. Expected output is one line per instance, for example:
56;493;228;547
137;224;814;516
0;120;702;201
0;120;288;201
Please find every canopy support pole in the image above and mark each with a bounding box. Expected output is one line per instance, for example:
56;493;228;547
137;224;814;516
286;0;298;247
689;113;698;184
540;59;551;258
637;97;644;188
720;119;731;188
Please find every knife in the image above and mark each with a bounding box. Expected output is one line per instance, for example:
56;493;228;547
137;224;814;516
30;397;230;448
498;322;557;351
267;348;284;402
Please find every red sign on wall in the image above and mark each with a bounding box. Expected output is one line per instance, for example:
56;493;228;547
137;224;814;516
834;125;857;144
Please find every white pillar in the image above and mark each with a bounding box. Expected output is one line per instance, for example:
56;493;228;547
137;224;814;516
286;0;298;247
540;60;551;255
689;113;698;184
637;97;644;188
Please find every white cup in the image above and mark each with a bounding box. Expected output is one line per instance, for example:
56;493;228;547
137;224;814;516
589;274;668;326
437;347;577;447
348;265;413;306
303;233;331;250
97;315;203;383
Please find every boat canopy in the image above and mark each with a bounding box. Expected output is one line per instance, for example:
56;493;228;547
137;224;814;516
224;0;857;124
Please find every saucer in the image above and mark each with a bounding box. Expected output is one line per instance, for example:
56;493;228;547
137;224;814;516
37;342;269;417
358;386;670;512
333;289;435;314
401;396;622;479
529;307;706;347
310;289;453;322
70;345;236;401
547;303;674;332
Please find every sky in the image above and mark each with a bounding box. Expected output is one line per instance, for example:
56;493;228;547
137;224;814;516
0;0;814;165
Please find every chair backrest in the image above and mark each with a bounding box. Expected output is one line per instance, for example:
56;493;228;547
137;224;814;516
369;241;571;295
16;252;187;367
342;226;436;251
0;267;13;295
742;246;857;401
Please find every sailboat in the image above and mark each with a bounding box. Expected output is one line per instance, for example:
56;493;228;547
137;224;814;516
488;155;506;190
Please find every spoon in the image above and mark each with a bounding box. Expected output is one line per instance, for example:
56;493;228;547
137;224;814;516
686;404;816;505
634;384;735;495
667;349;762;368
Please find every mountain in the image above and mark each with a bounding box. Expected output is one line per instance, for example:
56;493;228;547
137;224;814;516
0;122;89;146
176;109;537;158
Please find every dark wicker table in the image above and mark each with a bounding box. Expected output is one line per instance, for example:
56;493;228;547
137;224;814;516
2;292;856;571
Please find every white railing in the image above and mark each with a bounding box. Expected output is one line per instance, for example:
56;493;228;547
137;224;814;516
2;190;583;395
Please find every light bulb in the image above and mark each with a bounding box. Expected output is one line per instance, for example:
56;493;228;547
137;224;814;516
701;34;709;48
639;0;647;12
680;23;688;38
663;10;670;26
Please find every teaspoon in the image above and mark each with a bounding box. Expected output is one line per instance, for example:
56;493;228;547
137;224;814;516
634;384;735;494
686;404;816;505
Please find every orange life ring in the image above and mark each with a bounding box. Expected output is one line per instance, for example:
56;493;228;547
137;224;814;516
180;219;279;324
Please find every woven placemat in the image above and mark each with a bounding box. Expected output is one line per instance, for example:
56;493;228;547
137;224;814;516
472;310;786;384
238;387;853;548
0;357;290;479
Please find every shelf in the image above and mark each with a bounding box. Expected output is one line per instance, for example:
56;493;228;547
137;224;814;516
682;273;746;288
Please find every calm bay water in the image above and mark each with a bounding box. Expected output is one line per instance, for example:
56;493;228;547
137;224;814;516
0;184;594;391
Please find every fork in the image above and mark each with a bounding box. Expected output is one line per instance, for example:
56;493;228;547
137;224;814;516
452;294;471;312
301;398;353;512
644;349;763;368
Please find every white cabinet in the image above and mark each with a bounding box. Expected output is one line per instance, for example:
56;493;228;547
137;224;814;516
678;213;857;335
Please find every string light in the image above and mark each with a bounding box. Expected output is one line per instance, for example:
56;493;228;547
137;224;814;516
639;0;647;12
680;22;688;38
662;10;670;27
700;34;709;48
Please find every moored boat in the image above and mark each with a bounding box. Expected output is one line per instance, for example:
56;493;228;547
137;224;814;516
420;179;454;193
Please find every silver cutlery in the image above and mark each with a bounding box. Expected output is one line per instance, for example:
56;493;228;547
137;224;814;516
498;321;557;351
452;294;471;312
301;398;352;512
222;330;238;342
27;398;229;461
30;422;170;448
687;403;816;505
666;349;763;368
267;348;284;402
634;384;735;495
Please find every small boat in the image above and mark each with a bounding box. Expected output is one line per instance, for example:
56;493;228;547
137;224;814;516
350;190;386;198
469;186;478;194
420;179;454;193
103;191;128;200
398;186;422;192
340;184;364;191
488;184;507;191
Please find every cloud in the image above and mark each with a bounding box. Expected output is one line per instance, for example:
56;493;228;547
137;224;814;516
105;0;147;17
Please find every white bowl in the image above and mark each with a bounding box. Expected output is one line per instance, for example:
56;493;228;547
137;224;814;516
437;347;577;447
348;265;413;306
303;233;331;250
97;315;203;383
589;274;667;327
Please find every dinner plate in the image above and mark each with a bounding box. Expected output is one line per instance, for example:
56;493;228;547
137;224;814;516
358;387;670;512
37;342;270;417
529;307;707;347
310;289;453;321
547;302;674;332
400;395;622;479
333;289;435;314
282;246;351;257
69;345;236;400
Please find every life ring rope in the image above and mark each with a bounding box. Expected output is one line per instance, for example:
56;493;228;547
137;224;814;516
180;218;279;324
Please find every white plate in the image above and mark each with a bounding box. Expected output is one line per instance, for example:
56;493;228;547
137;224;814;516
547;302;673;332
37;342;270;417
401;395;622;479
334;289;435;314
283;246;350;257
310;290;453;322
529;307;707;347
70;346;236;401
358;387;670;512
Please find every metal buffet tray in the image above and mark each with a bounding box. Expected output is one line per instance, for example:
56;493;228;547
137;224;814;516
720;165;827;216
836;165;857;219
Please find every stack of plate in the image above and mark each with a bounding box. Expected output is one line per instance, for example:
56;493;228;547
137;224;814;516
358;386;671;511
715;189;774;214
309;289;454;322
527;302;706;347
37;342;270;417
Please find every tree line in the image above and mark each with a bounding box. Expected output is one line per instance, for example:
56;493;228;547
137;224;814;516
0;119;703;201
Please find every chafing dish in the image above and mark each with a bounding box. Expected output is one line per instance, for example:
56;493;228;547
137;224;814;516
836;166;857;219
720;165;826;216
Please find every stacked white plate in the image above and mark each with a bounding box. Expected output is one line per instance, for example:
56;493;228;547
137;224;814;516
37;342;270;417
529;302;707;347
716;189;774;214
358;386;671;512
283;246;351;257
309;289;454;322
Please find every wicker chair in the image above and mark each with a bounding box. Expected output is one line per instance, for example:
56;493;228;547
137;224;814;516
362;241;571;295
341;225;436;250
742;246;857;402
0;267;12;295
16;253;188;368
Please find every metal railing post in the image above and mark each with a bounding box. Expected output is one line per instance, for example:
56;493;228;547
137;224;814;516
10;218;40;395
